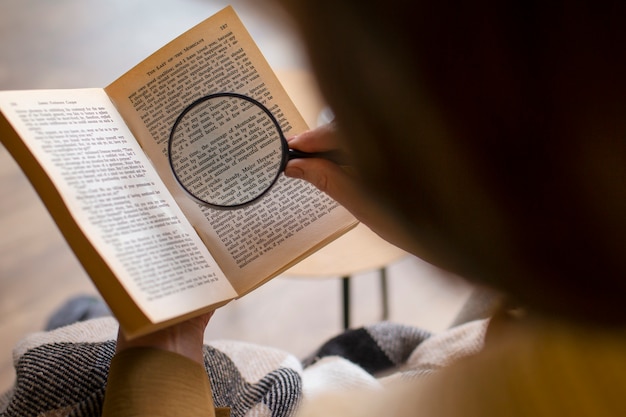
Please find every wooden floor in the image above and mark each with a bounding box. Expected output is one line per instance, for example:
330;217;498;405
0;0;473;394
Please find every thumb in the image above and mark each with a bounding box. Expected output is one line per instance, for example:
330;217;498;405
285;157;364;212
285;157;342;195
286;154;422;257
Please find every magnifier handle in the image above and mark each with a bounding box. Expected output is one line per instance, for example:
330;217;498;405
288;148;349;165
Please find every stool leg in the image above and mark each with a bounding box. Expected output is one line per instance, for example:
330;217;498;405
342;276;350;329
380;267;389;321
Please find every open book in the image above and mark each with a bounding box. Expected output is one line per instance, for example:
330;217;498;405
0;6;357;338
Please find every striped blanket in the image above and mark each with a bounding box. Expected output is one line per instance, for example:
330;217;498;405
0;317;487;417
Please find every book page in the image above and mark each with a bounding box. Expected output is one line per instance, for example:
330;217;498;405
0;89;238;323
105;6;356;295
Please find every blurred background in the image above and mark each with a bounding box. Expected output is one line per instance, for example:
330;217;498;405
0;0;473;393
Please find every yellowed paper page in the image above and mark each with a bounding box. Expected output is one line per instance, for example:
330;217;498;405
0;88;238;324
105;6;356;295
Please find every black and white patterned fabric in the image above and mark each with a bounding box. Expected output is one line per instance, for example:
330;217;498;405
0;317;488;416
303;323;432;374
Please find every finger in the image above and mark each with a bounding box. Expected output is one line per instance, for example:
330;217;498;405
288;122;340;153
191;310;215;329
285;157;365;215
286;156;422;256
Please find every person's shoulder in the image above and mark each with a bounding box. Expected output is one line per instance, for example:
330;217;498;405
426;317;626;416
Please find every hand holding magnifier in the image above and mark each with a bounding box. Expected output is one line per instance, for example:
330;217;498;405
168;92;345;209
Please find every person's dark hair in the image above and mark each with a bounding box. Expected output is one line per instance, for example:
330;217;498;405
278;1;626;325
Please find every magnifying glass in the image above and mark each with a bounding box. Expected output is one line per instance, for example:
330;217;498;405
168;92;344;209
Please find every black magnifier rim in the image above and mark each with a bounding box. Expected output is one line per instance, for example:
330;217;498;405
168;92;289;210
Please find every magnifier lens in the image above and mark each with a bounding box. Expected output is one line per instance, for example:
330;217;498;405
169;94;285;208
